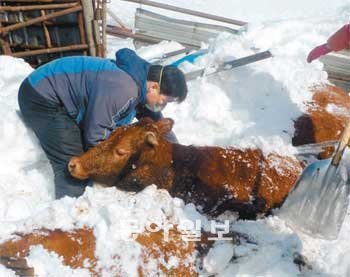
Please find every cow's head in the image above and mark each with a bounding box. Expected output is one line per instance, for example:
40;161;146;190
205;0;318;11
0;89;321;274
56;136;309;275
68;118;174;183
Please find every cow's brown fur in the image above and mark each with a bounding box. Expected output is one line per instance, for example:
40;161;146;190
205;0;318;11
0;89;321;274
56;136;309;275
0;226;199;276
293;85;350;158
69;118;302;218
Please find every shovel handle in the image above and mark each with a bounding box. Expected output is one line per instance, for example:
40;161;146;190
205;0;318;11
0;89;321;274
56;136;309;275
332;118;350;165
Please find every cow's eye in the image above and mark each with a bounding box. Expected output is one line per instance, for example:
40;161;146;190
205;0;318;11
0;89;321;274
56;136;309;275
115;148;129;157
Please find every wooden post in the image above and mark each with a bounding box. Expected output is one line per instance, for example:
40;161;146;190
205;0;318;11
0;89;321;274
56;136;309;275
40;10;52;49
77;11;87;55
81;0;96;56
0;5;83;35
93;19;102;56
102;0;107;57
0;256;34;277
120;0;247;26
12;44;88;57
0;38;12;55
1;0;76;2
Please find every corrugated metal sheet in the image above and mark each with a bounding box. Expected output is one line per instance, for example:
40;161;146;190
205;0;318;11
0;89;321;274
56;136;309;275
135;8;244;49
321;50;350;92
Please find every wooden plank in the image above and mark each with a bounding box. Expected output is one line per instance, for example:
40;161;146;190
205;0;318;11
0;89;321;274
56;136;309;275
77;11;87;55
12;43;88;57
0;3;78;12
9;43;46;49
1;0;76;2
0;38;12;55
0;256;35;276
0;5;82;35
121;0;247;27
0;256;28;268
185;50;272;81
0;20;80;27
106;8;130;30
102;0;107;56
41;10;52;48
93;19;103;56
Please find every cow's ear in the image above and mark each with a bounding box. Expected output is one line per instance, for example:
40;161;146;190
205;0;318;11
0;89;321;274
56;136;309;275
157;118;174;134
145;131;159;146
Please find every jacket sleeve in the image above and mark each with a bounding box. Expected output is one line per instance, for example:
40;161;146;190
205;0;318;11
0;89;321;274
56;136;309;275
136;104;179;143
82;72;139;149
327;24;350;52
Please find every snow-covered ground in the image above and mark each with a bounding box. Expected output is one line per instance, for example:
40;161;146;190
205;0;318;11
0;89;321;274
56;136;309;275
1;0;350;276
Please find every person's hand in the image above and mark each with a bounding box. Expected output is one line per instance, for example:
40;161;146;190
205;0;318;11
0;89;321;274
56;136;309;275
307;43;332;63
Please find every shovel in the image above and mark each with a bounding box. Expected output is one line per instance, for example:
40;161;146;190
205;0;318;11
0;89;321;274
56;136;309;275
277;119;350;240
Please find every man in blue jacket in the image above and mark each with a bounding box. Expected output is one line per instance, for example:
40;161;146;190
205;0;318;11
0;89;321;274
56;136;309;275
18;48;188;199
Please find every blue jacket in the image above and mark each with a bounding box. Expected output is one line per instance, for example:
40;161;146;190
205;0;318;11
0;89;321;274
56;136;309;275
27;48;151;148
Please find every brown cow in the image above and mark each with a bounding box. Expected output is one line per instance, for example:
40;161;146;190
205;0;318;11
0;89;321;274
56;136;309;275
293;84;350;159
0;226;201;276
68;118;302;219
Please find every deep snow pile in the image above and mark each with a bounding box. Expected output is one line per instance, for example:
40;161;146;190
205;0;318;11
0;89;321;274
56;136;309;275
1;0;350;275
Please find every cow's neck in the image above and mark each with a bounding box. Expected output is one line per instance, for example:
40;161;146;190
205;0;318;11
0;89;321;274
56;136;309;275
168;143;203;197
171;143;201;173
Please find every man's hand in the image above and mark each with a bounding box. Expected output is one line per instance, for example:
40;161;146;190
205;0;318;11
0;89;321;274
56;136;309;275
307;43;332;63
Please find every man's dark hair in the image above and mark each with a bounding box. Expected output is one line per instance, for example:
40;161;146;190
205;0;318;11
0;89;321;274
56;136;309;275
147;65;188;103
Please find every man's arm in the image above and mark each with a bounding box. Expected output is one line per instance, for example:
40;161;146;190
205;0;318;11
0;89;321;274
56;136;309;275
307;24;350;63
83;72;138;149
327;24;350;52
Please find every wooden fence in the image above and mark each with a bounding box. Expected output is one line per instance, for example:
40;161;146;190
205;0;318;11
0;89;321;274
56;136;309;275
0;0;106;67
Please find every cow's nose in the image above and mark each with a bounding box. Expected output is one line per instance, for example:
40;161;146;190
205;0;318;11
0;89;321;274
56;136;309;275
68;157;80;175
68;157;89;180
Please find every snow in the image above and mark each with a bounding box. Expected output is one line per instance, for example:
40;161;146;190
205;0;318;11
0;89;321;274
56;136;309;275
26;245;91;277
2;0;350;276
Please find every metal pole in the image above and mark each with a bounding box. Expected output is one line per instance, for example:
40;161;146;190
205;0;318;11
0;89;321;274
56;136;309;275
120;0;247;26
